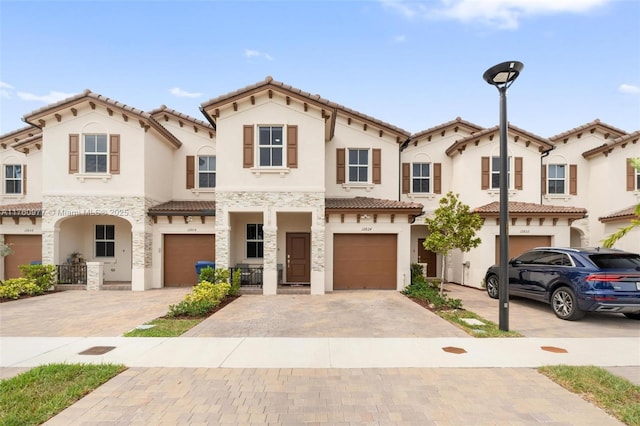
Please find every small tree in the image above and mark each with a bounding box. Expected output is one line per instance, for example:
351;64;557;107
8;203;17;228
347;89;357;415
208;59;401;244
423;191;483;294
602;158;640;248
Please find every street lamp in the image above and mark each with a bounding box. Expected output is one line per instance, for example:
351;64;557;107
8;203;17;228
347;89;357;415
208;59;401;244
483;61;524;331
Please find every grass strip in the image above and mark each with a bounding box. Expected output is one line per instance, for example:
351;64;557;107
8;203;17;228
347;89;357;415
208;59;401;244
539;365;640;426
0;363;126;426
437;309;523;337
124;317;203;337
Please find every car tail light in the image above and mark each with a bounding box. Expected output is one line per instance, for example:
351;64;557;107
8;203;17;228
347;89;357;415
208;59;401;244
586;274;626;282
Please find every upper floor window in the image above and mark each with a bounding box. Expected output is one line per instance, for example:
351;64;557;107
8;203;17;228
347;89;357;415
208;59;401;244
84;134;108;173
258;126;283;167
198;156;216;188
491;156;511;189
246;224;264;258
547;164;566;194
4;165;22;194
412;163;430;193
348;149;369;183
95;224;115;257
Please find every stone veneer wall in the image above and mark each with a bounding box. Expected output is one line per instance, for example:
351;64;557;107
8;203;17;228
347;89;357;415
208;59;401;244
215;191;325;272
41;195;156;270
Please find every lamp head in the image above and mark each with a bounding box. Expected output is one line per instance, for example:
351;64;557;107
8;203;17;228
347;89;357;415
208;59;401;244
483;61;524;88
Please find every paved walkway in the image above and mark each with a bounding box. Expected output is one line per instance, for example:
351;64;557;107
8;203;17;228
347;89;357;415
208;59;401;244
1;286;638;425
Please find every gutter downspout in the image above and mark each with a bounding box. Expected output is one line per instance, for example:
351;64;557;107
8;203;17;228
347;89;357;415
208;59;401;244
540;145;556;204
199;106;217;131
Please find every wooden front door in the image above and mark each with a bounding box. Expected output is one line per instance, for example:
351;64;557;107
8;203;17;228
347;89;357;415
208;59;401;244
418;238;437;277
286;233;310;283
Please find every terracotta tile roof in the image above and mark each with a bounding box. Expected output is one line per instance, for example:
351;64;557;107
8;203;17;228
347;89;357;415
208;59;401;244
201;76;411;139
0;202;43;216
474;201;587;217
582;130;640;159
149;105;215;133
445;123;553;156
148;200;216;215
599;205;639;223
411;117;484;140
0;125;42;144
21;90;183;149
549;119;628;141
11;133;43;153
326;197;423;211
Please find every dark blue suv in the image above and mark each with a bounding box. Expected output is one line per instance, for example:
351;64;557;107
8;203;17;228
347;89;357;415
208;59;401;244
484;247;640;320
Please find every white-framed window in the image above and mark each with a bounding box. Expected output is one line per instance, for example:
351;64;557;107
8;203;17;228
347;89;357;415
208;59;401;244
636;168;640;191
95;225;115;257
491;156;511;189
258;126;283;167
412;163;430;193
246;224;264;258
4;165;22;194
547;164;566;194
84;134;108;173
198;155;216;188
348;148;369;183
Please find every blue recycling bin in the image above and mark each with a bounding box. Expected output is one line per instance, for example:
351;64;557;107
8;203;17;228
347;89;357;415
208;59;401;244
195;260;215;278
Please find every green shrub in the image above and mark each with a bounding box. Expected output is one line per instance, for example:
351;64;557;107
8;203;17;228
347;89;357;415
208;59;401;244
411;263;425;283
19;264;57;291
198;266;231;284
167;280;231;318
229;269;241;296
402;279;462;311
0;278;43;299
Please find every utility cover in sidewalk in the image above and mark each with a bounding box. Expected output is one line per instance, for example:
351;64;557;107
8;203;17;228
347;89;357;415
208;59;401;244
541;346;568;353
79;346;116;355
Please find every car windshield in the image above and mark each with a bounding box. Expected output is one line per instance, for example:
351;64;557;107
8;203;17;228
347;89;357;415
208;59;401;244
588;254;640;269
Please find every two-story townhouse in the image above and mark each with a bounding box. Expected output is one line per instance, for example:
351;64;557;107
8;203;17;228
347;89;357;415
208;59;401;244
545;120;630;246
581;130;640;253
199;77;422;294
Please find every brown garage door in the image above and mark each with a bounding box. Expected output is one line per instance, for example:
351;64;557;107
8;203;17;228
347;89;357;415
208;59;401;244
334;234;397;290
494;235;552;263
164;234;215;286
3;235;42;279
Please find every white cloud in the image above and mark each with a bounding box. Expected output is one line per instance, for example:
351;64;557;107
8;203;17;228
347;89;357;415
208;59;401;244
0;81;14;99
618;84;640;94
169;87;203;98
393;34;407;43
381;0;611;30
17;90;77;103
244;49;274;61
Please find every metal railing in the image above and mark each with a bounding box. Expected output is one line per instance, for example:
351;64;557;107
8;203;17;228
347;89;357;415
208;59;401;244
57;264;87;285
232;266;263;288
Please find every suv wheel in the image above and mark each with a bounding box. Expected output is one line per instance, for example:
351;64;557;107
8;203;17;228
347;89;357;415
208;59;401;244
551;287;585;321
623;313;640;320
486;275;499;299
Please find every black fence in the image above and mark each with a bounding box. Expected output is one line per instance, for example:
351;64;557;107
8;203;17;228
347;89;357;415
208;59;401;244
57;264;87;285
232;266;263;288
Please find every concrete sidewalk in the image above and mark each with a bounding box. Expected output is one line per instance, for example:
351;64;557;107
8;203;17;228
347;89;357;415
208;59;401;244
3;336;639;370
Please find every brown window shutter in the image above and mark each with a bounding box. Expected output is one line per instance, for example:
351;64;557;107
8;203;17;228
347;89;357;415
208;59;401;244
243;125;254;168
109;134;120;174
69;134;79;173
434;163;442;194
541;164;547;195
336;148;345;184
481;156;489;189
627;158;636;191
372;148;381;184
287;125;298;168
402;163;410;194
186;155;195;189
22;165;27;195
514;157;523;190
569;164;577;195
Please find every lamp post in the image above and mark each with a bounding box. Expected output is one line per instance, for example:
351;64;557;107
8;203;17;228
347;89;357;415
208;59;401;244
483;61;524;331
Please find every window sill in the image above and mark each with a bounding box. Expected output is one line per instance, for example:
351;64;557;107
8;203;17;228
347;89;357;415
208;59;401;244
1;194;25;200
191;188;216;195
408;193;437;200
486;189;517;197
251;167;290;177
341;183;374;192
75;173;112;183
543;194;573;201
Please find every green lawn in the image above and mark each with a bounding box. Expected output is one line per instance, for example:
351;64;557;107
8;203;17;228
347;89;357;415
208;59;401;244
0;363;126;426
124;317;203;337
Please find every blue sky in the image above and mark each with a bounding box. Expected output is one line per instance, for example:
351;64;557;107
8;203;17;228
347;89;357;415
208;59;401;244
1;0;639;137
